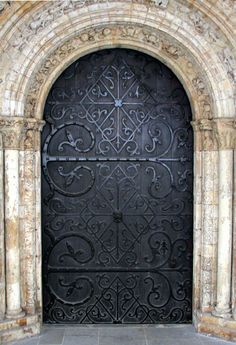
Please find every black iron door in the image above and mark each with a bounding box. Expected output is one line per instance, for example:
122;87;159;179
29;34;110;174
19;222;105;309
42;49;193;324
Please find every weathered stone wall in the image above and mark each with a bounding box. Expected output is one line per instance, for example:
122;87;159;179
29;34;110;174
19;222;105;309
0;0;235;343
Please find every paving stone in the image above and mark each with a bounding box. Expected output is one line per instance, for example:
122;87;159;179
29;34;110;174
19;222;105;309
63;335;98;345
11;338;39;345
147;339;199;345
99;326;145;338
9;325;236;345
199;335;234;345
99;335;146;345
39;328;64;345
145;325;198;339
64;326;98;336
99;327;146;345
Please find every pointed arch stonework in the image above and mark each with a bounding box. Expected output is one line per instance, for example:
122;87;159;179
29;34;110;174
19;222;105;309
0;1;235;343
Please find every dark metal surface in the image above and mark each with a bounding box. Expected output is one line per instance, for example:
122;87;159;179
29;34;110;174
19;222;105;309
42;49;193;324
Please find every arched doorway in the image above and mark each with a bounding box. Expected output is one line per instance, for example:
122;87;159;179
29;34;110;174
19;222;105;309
41;49;193;324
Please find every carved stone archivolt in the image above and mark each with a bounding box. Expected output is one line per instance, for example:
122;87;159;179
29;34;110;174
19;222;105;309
0;1;11;14
9;0;169;52
4;0;235;100
25;24;213;121
0;117;45;150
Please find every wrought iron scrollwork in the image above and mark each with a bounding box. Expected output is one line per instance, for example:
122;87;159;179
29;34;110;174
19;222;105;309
42;49;193;324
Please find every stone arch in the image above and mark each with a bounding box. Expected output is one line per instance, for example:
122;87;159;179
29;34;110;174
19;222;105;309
0;1;235;343
24;24;215;123
0;1;235;120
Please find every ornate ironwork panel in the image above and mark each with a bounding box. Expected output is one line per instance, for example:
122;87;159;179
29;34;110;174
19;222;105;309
42;49;193;324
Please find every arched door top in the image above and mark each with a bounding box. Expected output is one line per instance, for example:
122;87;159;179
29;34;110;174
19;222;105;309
42;49;193;324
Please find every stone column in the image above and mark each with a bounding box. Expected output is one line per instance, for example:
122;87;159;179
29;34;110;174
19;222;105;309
191;122;202;313
35;126;45;315
212;118;236;319
233;149;236;320
0;117;25;319
192;120;218;313
19;119;44;315
0;133;5;319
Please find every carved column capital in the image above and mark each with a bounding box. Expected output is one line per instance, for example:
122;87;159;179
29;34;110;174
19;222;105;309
22;119;45;151
191;119;217;151
213;118;236;150
0;117;24;150
0;117;45;150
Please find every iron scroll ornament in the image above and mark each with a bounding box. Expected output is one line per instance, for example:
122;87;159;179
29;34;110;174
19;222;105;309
42;49;193;324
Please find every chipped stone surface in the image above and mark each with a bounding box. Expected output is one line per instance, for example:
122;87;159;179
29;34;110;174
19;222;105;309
0;0;235;343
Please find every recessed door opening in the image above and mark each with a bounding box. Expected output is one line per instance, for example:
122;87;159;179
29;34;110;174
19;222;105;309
41;49;193;324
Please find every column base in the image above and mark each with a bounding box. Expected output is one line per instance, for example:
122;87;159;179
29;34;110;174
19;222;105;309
196;310;236;342
6;310;25;320
212;306;232;319
0;313;40;344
